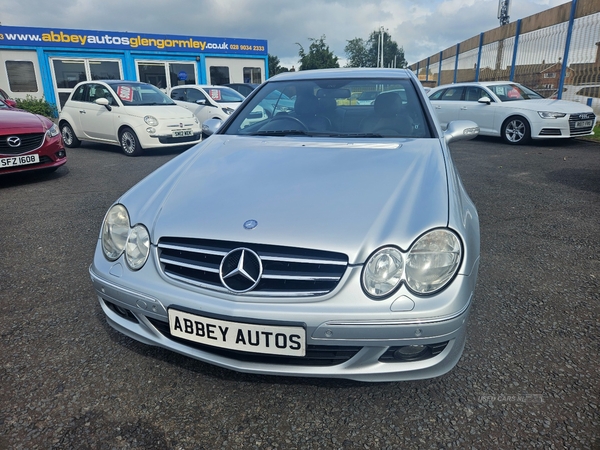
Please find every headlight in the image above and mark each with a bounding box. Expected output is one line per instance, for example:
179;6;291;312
222;107;234;115
101;204;130;260
144;115;159;126
46;123;60;138
405;230;462;294
538;111;567;119
125;224;150;270
362;247;404;298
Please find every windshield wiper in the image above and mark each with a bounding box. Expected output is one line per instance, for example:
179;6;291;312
250;130;311;136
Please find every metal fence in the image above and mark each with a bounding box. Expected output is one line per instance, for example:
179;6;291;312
409;0;600;110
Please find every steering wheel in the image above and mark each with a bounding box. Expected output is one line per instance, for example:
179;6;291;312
260;115;308;132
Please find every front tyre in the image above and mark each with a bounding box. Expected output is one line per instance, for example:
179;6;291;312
502;116;530;145
119;127;143;157
61;123;81;148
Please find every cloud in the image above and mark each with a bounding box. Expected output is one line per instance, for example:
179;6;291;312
0;0;569;68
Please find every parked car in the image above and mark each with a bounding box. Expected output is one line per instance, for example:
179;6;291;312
356;90;378;105
90;68;481;382
0;87;17;108
59;81;201;156
170;85;245;137
0;99;66;175
428;81;597;144
224;83;259;97
558;84;600;117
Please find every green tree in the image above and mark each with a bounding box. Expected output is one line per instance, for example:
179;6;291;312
345;29;407;68
268;54;289;77
296;35;339;71
344;38;370;68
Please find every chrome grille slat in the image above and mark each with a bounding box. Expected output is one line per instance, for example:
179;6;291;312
158;237;348;297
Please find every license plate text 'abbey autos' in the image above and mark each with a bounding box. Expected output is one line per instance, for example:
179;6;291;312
168;309;306;357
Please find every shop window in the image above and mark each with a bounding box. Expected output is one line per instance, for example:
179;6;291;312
243;67;262;84
90;61;121;80
53;60;86;88
5;61;38;92
210;66;230;85
170;63;196;87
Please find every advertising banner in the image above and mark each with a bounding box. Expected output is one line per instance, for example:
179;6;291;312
0;25;267;55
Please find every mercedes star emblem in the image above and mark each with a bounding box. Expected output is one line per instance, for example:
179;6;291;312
219;248;263;293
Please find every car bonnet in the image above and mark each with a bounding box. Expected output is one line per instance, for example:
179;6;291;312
124;136;450;264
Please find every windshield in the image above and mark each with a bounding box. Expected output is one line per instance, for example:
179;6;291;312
205;87;245;103
107;82;176;106
223;77;431;139
489;84;544;102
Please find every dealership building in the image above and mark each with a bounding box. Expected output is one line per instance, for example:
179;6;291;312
0;25;268;111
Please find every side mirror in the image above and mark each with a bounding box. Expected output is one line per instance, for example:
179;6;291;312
202;118;223;137
196;99;207;105
478;96;491;104
444;120;479;144
95;97;112;111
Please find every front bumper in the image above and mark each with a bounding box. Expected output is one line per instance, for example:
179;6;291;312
89;244;478;382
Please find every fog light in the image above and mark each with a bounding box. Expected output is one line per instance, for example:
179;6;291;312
57;150;66;158
393;345;428;360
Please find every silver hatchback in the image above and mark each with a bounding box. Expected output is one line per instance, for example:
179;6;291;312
90;68;480;382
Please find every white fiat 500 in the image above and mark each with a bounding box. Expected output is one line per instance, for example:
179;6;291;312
59;81;201;156
428;81;596;145
90;68;481;382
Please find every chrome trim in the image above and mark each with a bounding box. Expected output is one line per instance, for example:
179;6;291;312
159;255;220;273
261;255;347;265
323;297;472;327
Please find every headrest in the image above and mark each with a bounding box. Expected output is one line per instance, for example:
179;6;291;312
294;95;319;116
374;92;403;116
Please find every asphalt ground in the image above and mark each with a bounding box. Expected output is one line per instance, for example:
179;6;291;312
0;136;598;449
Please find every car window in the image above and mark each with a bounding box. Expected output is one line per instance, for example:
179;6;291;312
489;84;543;102
170;89;185;101
88;84;117;105
440;87;464;101
71;85;87;102
428;89;446;101
186;88;207;104
204;88;244;103
108;83;176;106
576;86;600;98
224;77;432;139
465;87;487;102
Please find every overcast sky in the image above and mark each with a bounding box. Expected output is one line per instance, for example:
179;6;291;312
0;0;569;68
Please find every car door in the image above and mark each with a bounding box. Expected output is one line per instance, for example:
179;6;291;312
457;86;497;135
77;83;117;142
429;87;465;129
173;87;219;123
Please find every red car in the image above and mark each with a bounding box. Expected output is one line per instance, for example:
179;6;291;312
0;88;17;108
0;99;67;175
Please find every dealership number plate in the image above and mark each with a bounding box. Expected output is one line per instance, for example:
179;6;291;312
0;154;39;168
168;309;306;357
574;120;592;128
172;129;193;137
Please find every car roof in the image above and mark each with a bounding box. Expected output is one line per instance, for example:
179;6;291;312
268;68;415;82
171;84;235;90
430;80;521;91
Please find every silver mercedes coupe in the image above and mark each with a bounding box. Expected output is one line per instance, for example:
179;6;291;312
90;68;481;382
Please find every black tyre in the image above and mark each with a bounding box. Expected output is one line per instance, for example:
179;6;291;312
60;123;81;148
501;116;530;145
119;127;143;156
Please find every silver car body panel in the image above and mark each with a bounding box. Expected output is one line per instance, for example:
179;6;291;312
90;68;480;381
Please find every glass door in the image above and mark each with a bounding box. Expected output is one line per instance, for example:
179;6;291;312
51;58;122;109
137;61;196;92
